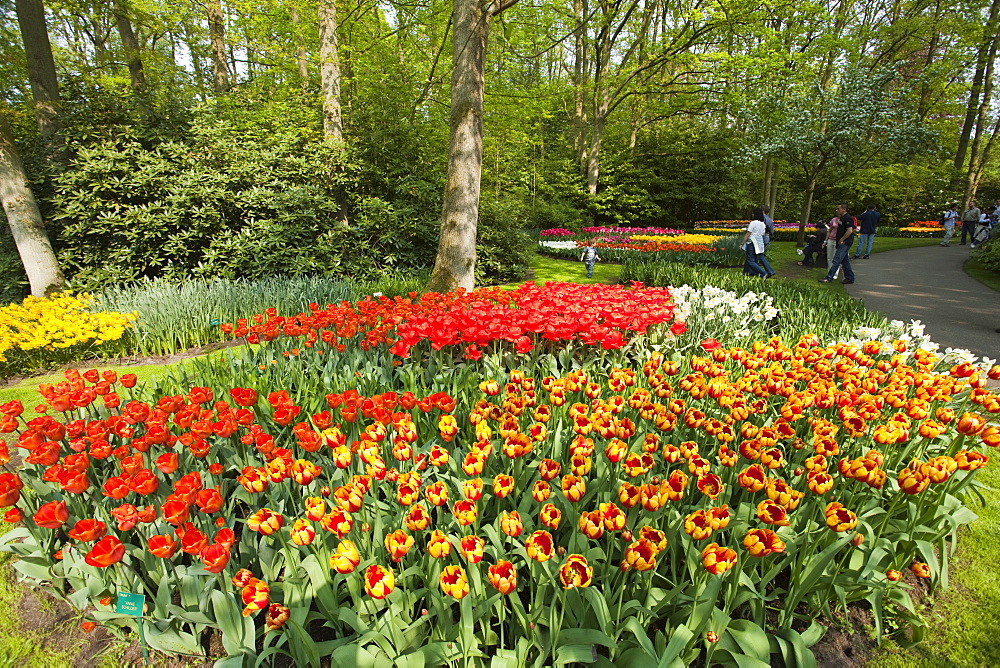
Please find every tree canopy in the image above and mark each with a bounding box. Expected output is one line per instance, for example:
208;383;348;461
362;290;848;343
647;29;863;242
1;0;998;296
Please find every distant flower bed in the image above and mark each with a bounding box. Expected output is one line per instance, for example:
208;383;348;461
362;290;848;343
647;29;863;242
629;234;724;245
581;226;685;236
692;220;787;228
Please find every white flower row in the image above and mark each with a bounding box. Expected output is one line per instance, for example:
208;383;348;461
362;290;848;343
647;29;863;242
538;241;580;250
668;284;779;327
850;320;995;370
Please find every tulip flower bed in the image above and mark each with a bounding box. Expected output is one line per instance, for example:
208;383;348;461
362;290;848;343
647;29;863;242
0;292;135;379
539;235;741;266
1;281;998;668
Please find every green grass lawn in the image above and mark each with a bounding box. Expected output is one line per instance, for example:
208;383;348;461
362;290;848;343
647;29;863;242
495;252;622;288
965;256;1000;293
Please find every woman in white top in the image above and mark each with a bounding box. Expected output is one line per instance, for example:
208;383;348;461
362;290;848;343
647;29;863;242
740;207;775;277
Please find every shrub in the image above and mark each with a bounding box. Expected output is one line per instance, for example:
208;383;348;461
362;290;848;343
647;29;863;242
475;199;535;285
973;234;1000;272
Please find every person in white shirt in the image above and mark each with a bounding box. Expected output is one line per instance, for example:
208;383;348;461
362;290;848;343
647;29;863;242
941;205;958;246
740;207;776;278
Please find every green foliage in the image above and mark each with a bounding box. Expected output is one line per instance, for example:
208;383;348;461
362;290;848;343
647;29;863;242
972;235;1000;272
523;199;586;232
475;199;535;284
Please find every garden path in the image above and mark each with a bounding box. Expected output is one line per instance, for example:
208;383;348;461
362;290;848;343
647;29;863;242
843;245;999;362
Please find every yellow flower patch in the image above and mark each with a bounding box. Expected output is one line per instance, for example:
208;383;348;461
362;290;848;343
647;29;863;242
630;233;725;245
0;292;135;362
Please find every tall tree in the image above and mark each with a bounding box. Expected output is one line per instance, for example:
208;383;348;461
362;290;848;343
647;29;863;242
318;0;343;140
426;0;519;292
0;112;64;296
207;0;230;93
112;0;147;95
289;4;310;90
955;0;1000;170
14;0;62;144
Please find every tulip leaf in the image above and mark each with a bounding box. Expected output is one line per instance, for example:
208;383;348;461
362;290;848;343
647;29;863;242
329;644;378;668
12;557;52;583
143;623;204;657
555;644;597;664
558;628;616;648
774;628;817;668
300;552;341;620
167;604;216;626
724;620;770;661
623;617;656;659
210;589;256;658
285;618;321;668
656;624;694;667
618;648;659;668
783;534;853;616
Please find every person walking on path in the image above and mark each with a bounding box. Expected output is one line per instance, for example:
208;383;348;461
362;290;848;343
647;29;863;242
941;204;958;246
580;241;601;278
853;203;880;259
762;205;775;247
960;201;980;245
820;203;856;284
740;208;775;278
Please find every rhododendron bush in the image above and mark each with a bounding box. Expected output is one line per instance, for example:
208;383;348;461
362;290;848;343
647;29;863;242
1;282;998;668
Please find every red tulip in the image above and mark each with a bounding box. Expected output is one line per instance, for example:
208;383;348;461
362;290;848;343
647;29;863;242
85;536;125;568
33;500;68;529
200;543;231;573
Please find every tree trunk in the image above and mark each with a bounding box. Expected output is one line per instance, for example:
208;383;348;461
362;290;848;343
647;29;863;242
113;1;147;95
586;101;606;197
570;0;589;177
768;162;779;214
761;157;772;205
956;0;1000;170
14;0;62;145
289;5;310;91
319;0;343;141
963;34;1000;208
798;175;817;246
207;0;230;93
0;113;64;297
917;2;941;121
426;0;492;292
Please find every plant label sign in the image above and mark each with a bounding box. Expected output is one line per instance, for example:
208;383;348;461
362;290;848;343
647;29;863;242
116;592;145;617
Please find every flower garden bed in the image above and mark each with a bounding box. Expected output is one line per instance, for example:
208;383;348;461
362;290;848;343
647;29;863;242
0;281;997;667
538;227;740;265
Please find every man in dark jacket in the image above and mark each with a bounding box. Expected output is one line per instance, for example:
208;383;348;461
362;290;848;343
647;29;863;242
820;203;856;284
852;203;881;259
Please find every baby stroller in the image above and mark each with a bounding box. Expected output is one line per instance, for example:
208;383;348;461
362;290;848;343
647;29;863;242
971;222;992;248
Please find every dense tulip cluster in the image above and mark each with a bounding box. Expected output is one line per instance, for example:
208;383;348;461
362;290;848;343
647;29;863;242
221;282;684;358
2;285;998;666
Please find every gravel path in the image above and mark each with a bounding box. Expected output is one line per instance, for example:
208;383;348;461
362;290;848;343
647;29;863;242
842;244;999;361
